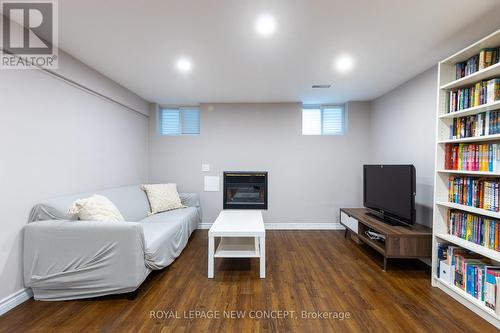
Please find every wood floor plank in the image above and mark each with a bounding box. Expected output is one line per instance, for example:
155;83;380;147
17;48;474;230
0;230;496;333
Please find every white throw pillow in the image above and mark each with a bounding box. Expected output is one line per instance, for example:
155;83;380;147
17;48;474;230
141;183;185;215
68;195;125;222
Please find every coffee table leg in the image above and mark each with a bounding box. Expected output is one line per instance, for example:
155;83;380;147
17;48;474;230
208;235;214;278
259;236;265;278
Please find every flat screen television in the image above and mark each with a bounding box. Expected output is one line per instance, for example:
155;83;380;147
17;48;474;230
363;164;416;226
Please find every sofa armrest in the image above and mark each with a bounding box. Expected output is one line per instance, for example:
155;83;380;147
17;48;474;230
23;220;148;300
179;192;200;208
179;192;202;223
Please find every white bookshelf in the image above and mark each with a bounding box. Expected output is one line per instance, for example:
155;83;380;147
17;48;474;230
437;133;500;143
436;201;500;219
435;233;500;262
436;169;500;176
432;28;500;329
434;278;500;325
440;62;500;90
438;100;500;119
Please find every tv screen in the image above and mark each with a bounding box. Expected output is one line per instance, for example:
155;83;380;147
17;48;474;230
363;165;416;225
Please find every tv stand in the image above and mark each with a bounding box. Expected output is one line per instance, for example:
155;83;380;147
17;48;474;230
340;208;432;271
365;211;401;226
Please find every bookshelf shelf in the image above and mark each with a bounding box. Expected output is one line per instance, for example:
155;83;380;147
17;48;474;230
438;100;500;119
435;233;500;262
433;28;500;329
436;169;500;176
436;201;500;219
440;62;500;90
437;133;500;144
434;277;500;323
441;30;500;65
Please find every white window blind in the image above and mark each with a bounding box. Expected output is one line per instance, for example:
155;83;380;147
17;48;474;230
302;108;322;135
302;106;344;135
160;108;200;135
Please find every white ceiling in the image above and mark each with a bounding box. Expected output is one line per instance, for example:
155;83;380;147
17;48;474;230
57;0;500;105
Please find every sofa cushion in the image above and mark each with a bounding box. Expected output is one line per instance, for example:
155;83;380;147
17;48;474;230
141;184;185;215
140;207;199;269
68;194;125;222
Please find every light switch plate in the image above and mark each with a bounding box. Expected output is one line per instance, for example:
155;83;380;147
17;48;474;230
202;163;210;172
204;176;219;191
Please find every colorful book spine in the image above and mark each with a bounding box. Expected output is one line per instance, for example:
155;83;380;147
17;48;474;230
444;143;500;172
448;176;500;212
488;79;500;104
485;267;500;310
450;110;500;139
448;209;500;250
447;78;500;113
455;47;499;79
479;48;500;71
440;244;497;304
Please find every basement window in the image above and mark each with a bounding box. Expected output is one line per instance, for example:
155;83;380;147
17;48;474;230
302;105;345;135
160;108;200;135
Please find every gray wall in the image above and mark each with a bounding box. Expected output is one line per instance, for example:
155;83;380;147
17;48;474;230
149;102;371;226
368;67;438;226
0;52;149;301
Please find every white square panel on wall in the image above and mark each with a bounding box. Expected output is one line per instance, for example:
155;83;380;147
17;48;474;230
204;176;219;191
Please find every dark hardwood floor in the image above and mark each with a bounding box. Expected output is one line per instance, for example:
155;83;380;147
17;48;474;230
0;230;495;332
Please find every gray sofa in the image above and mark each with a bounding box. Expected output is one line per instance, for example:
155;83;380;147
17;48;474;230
23;185;201;301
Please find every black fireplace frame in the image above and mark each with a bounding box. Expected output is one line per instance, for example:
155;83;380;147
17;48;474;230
223;171;268;210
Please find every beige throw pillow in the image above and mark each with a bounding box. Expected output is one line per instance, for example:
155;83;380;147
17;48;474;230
141;183;185;215
68;194;125;222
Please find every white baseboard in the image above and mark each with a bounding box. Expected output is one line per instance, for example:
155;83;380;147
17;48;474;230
198;222;344;230
0;288;32;316
264;223;344;230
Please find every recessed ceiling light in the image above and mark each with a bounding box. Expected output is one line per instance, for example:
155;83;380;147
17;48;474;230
335;55;354;73
255;14;276;37
176;58;192;72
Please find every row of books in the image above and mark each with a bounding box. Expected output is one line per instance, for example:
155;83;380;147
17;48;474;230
448;78;500;113
450;110;500;139
437;244;500;312
448;210;500;249
455;47;500;79
448;177;500;212
444;143;500;172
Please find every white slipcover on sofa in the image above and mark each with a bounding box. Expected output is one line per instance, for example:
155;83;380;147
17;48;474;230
23;185;201;301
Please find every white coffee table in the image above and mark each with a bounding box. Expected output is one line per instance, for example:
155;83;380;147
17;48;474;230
208;210;266;278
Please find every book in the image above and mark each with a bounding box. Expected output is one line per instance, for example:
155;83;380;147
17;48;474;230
437;242;500;315
450;111;500;139
487;78;500;104
456;54;479;79
448;209;500;249
497;276;500;316
464;261;485;299
485;266;500;310
447;78;500;113
479;48;500;70
454;46;500;79
445;144;452;169
444;143;500;172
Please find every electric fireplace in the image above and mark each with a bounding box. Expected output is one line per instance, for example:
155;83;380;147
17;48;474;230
223;172;268;209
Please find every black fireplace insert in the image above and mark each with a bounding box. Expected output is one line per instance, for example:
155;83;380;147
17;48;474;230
223;171;268;209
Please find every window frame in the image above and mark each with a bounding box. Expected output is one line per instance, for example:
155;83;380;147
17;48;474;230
159;106;200;136
302;104;346;136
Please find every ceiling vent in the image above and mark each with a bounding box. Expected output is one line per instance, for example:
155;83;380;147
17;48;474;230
312;84;331;88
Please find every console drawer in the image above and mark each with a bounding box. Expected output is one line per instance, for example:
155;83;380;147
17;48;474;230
340;211;358;234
